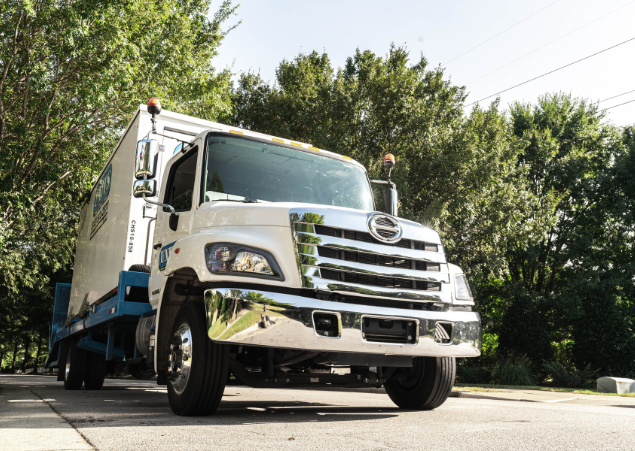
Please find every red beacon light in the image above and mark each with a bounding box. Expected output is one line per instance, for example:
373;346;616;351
147;97;162;116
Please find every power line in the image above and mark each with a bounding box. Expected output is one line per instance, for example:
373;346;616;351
466;36;635;106
599;89;635;103
445;0;561;65
603;99;635;111
466;0;635;86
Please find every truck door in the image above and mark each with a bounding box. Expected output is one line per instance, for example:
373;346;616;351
149;146;200;301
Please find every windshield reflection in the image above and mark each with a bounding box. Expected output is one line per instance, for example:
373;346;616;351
203;135;374;211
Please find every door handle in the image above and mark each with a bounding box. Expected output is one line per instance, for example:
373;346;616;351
153;243;162;249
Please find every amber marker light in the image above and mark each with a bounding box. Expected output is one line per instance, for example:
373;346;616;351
147;97;162;115
384;153;395;169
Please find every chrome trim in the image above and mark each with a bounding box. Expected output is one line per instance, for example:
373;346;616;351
367;213;403;243
290;208;443;245
299;254;450;283
65;348;71;382
205;288;481;357
296;232;447;263
167;322;193;395
135;139;160;179
301;270;453;302
133;179;157;198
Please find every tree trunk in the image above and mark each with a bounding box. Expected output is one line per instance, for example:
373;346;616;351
20;336;31;373
32;334;43;374
11;340;18;372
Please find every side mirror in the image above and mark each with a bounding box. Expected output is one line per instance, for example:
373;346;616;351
133;180;157;198
135;139;160;179
383;187;398;216
169;213;179;231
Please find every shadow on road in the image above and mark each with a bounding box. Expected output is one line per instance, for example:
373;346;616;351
1;376;402;428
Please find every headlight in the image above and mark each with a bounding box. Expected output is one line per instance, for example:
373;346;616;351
205;243;284;281
455;274;473;299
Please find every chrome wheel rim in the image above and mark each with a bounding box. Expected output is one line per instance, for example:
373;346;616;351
168;322;193;395
65;349;72;381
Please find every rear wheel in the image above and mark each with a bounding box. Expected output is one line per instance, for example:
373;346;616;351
84;352;106;390
64;344;86;390
167;302;228;416
384;356;456;410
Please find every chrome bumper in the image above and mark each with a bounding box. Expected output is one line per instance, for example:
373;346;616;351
204;288;481;358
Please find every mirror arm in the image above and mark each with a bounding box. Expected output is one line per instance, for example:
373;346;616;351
370;179;396;189
142;193;175;214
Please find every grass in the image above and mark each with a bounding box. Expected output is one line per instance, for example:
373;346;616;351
454;383;635;397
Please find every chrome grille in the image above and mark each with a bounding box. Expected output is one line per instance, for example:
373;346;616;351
316;224;438;251
320;269;441;290
317;246;440;271
291;208;450;304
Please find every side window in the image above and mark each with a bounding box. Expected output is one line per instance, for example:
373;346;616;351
164;148;198;212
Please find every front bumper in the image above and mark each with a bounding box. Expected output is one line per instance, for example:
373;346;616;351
205;288;481;358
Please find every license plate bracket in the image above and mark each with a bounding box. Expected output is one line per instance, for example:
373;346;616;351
361;316;418;344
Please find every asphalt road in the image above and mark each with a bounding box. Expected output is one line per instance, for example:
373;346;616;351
2;374;635;451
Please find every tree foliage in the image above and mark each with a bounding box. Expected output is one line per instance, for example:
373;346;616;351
0;0;237;290
0;0;237;366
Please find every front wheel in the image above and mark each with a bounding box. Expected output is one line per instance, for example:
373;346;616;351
167;302;228;416
384;356;456;410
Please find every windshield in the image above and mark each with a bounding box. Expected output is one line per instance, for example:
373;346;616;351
202;135;374;211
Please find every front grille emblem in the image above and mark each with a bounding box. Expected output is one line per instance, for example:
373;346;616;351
367;214;403;243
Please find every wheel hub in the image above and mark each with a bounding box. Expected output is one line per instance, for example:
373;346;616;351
65;349;72;381
167;322;193;395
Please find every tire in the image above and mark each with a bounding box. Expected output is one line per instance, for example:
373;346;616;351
64;344;86;390
167;302;228;416
128;264;150;273
384;356;456;410
84;352;106;390
128;363;156;380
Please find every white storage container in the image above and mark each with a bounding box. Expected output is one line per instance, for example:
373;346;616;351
68;106;229;316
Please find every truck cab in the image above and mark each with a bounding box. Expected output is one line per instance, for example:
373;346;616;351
48;99;481;416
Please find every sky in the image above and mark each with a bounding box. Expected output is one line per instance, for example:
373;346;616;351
212;0;635;126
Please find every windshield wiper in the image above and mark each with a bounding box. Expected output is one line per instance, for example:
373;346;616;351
211;198;259;203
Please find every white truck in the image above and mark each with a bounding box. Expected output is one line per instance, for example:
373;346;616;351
46;99;481;416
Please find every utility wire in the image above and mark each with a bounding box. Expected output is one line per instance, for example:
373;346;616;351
466;0;635;86
466;36;635;106
599;89;635;103
603;99;635;111
445;0;561;65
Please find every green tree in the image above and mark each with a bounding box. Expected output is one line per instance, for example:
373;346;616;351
494;94;635;375
0;0;238;365
0;0;237;292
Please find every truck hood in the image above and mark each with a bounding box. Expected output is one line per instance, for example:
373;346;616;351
192;202;442;245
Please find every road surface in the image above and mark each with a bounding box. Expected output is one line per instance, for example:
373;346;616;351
2;374;635;450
